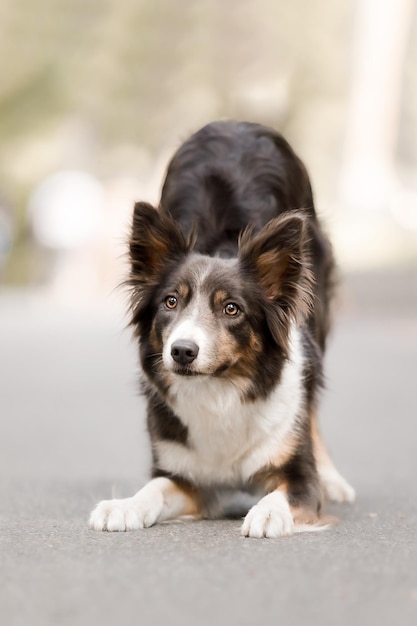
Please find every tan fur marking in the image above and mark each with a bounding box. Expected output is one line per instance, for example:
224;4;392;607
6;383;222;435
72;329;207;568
290;502;320;525
256;250;286;300
277;482;336;528
213;290;228;307
290;504;338;528
150;322;163;355
250;466;284;494
248;427;301;494
311;408;337;472
271;430;299;467
167;479;202;517
225;328;262;381
177;283;190;300
311;408;356;503
215;328;239;364
145;233;173;270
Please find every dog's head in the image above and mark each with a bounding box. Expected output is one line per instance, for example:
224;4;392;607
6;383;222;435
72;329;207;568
128;202;313;397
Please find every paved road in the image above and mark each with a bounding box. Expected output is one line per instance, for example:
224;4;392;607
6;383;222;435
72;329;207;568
1;268;416;626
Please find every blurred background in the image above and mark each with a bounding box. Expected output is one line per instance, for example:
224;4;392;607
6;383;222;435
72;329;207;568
1;0;417;306
2;4;417;623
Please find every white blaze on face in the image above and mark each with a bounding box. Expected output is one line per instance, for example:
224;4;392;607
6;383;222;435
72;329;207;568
162;297;214;372
161;256;240;374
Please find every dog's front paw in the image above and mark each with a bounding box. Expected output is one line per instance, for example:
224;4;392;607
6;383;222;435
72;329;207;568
89;497;145;531
319;467;356;503
89;489;164;532
241;491;294;538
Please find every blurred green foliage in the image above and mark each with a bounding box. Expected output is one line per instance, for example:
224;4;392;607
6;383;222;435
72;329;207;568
1;0;416;283
0;0;353;178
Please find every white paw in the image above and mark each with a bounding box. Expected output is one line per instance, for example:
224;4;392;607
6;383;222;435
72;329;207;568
319;467;356;503
89;486;164;531
241;491;294;538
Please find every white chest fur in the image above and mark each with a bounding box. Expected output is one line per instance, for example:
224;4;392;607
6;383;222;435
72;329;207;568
155;326;305;486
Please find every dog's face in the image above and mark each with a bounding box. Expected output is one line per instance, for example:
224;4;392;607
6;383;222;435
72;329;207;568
128;202;313;397
153;254;262;380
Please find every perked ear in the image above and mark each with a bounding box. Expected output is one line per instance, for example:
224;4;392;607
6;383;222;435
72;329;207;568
128;201;190;292
239;212;314;350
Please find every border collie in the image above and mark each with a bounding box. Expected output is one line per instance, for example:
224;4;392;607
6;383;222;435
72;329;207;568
90;120;355;538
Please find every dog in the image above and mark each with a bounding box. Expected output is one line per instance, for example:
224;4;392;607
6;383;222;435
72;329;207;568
89;120;355;538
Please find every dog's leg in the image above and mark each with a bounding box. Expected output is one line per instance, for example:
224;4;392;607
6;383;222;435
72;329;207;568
242;441;335;538
241;481;332;538
89;477;199;531
312;411;356;503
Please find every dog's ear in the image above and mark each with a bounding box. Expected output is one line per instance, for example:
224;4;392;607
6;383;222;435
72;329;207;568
239;212;314;351
128;201;190;293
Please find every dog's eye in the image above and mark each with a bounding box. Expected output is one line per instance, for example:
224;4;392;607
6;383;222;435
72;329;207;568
164;296;178;310
224;302;240;316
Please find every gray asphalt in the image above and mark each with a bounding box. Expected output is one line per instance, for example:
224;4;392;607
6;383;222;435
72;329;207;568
1;267;416;626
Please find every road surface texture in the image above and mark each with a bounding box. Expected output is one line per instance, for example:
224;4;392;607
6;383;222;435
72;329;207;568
1;266;416;626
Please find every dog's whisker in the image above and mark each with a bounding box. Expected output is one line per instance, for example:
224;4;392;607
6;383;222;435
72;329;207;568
146;352;163;360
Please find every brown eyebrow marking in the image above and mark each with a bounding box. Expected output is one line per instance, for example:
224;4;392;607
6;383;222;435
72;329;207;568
177;283;190;300
213;290;229;307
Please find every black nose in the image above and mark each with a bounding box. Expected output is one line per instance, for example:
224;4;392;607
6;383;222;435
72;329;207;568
171;340;199;365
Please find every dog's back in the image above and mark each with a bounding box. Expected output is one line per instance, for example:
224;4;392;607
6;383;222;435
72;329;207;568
161;120;334;349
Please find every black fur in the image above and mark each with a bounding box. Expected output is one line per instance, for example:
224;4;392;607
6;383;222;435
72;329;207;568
160;121;334;350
